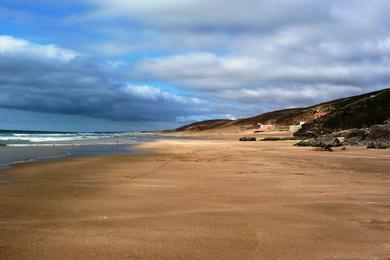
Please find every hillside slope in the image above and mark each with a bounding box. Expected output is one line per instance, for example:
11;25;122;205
174;88;390;133
174;119;234;132
295;88;390;137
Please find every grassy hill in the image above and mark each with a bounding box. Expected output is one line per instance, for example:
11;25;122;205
174;119;234;132
174;88;390;133
295;88;390;137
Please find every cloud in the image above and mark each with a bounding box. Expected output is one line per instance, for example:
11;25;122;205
0;35;78;62
0;35;209;126
81;0;331;33
216;85;363;106
133;51;390;89
124;84;204;104
66;0;390;108
75;0;388;109
2;0;390;129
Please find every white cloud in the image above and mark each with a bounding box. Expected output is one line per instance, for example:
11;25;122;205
81;0;324;32
134;51;390;90
217;85;363;105
124;84;203;105
0;35;78;62
135;52;260;88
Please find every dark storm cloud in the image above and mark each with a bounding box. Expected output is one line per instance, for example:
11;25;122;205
0;36;208;124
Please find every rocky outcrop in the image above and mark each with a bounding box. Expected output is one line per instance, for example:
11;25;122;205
338;129;369;146
295;122;390;149
365;123;390;149
295;135;341;148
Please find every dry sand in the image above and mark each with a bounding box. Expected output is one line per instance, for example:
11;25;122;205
0;136;389;259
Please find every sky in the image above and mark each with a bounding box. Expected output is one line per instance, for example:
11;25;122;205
0;0;389;131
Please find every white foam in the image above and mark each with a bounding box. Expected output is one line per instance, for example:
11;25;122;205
0;130;146;148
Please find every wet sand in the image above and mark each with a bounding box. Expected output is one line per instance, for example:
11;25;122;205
0;137;389;259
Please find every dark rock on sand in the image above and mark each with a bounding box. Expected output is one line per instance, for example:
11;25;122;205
341;123;390;148
259;137;298;141
365;123;390;148
295;135;341;147
297;122;390;149
313;145;333;152
367;142;389;149
239;137;257;141
338;129;370;146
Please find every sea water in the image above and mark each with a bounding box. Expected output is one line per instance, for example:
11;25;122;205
0;130;158;168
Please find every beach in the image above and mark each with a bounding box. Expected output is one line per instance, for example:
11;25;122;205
0;136;389;259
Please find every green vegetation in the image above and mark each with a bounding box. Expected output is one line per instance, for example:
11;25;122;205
175;119;233;131
322;89;390;128
174;88;390;135
295;88;390;137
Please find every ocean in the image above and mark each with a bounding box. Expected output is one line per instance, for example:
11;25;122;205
0;130;158;169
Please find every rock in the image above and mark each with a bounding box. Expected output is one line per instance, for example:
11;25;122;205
367;141;390;149
339;128;370;146
336;137;345;143
295;135;341;147
365;123;390;149
323;144;333;151
295;140;310;146
260;137;286;141
296;122;389;149
368;123;390;138
313;146;333;152
344;129;369;138
259;136;299;141
239;137;257;141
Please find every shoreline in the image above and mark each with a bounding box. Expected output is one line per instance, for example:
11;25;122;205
0;134;198;186
0;144;143;184
0;133;187;172
0;136;389;259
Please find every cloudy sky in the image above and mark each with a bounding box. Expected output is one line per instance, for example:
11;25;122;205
1;0;389;131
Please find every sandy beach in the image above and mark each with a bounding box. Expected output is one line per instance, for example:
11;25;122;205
0;136;389;259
